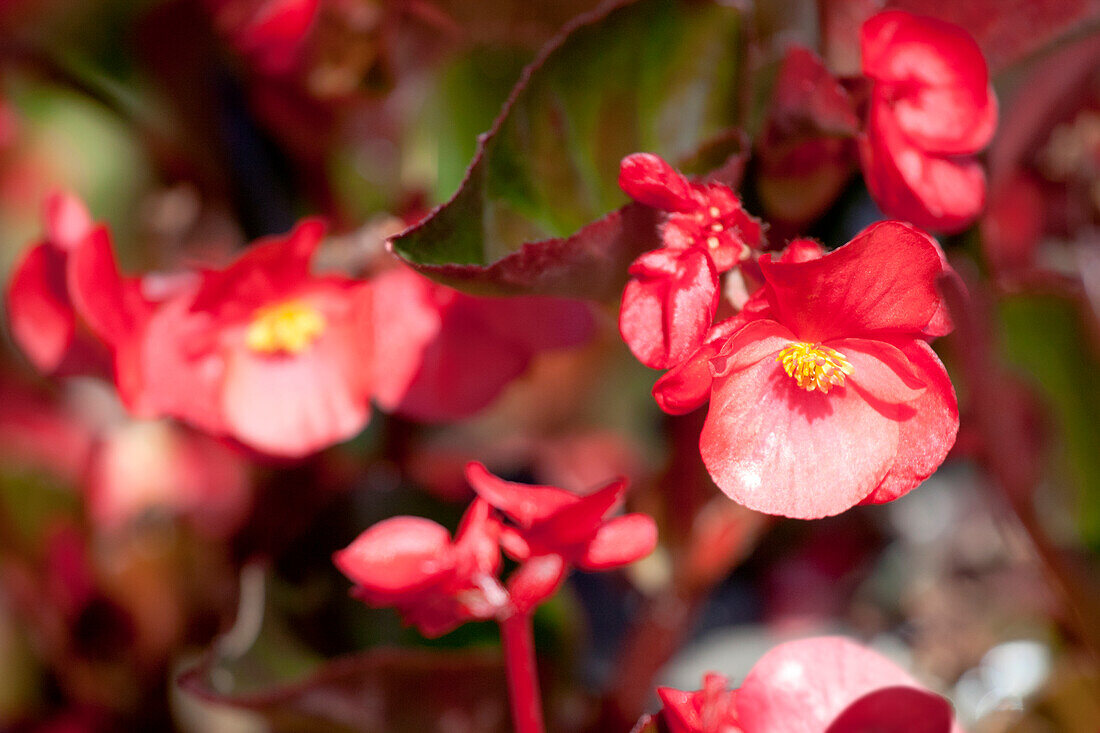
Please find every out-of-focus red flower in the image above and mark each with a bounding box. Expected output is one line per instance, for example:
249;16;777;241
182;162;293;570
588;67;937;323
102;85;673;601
755;47;860;231
205;0;321;75
655;637;956;733
6;192;109;376
73;220;374;458
618;153;763;369
858;10;997;232
465;462;657;572
85;421;252;538
370;264;594;422
698;222;958;518
334;499;505;637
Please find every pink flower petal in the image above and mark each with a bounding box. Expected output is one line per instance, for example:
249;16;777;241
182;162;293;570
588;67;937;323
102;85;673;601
861;340;958;505
701;357;897;518
577;513;658;570
335;517;455;595
736;636;924;732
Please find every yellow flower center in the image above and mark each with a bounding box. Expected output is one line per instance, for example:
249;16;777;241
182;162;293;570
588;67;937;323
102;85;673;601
245;299;325;355
776;342;853;393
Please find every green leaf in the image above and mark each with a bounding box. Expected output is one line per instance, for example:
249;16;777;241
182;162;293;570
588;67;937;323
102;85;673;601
391;0;746;299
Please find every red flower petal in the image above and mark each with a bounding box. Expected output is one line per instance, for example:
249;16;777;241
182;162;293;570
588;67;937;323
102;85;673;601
507;554;567;614
620;248;719;369
710;319;795;379
736;636;924;732
652;340;722;415
759;220;950;342
67;227;149;347
577;513;658;570
861;11;994;154
465;462;579;526
334;517;455;596
189;219;324;321
825;686;954;733
832;338;927;404
859;106;986;233
861;340;958;505
619;153;696;212
534;478;626;548
7;243;75;373
701;356;898;519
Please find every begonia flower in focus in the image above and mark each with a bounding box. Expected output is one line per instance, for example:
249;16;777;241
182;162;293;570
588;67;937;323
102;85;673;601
654;637;957;733
465;461;657;572
334;499;504;637
618;153;763;368
699;222;958;518
858;11;997;232
6;192;108;376
371;264;594;422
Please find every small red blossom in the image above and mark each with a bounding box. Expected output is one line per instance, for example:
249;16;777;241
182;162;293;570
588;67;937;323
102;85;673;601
858;11;998;232
465;461;657;572
618;153;763;369
699;222;958;518
334;499;504;637
654;637;957;733
371;264;594;422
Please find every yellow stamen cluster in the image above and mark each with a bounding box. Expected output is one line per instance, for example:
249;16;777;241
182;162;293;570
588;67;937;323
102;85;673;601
776;342;853;393
245;299;325;355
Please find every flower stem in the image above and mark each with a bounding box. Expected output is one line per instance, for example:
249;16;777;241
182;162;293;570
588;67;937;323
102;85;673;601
500;611;545;733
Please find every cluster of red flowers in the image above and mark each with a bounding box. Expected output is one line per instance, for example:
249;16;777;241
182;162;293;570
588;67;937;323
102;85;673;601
645;637;957;733
618;9;977;520
6;194;593;458
334;462;658;636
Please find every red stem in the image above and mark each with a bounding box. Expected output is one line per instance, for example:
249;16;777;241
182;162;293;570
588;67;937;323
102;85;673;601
500;611;546;733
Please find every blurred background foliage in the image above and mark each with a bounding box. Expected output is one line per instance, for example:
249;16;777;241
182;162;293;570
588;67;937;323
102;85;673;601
1;0;1100;731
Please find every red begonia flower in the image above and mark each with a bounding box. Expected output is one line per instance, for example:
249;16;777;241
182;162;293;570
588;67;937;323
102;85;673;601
465;462;657;572
6;192;108;376
657;673;739;733
735;637;955;732
858;10;997;232
334;499;505;637
699;221;958;518
371;264;594;422
69;220;374;457
620;248;718;370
